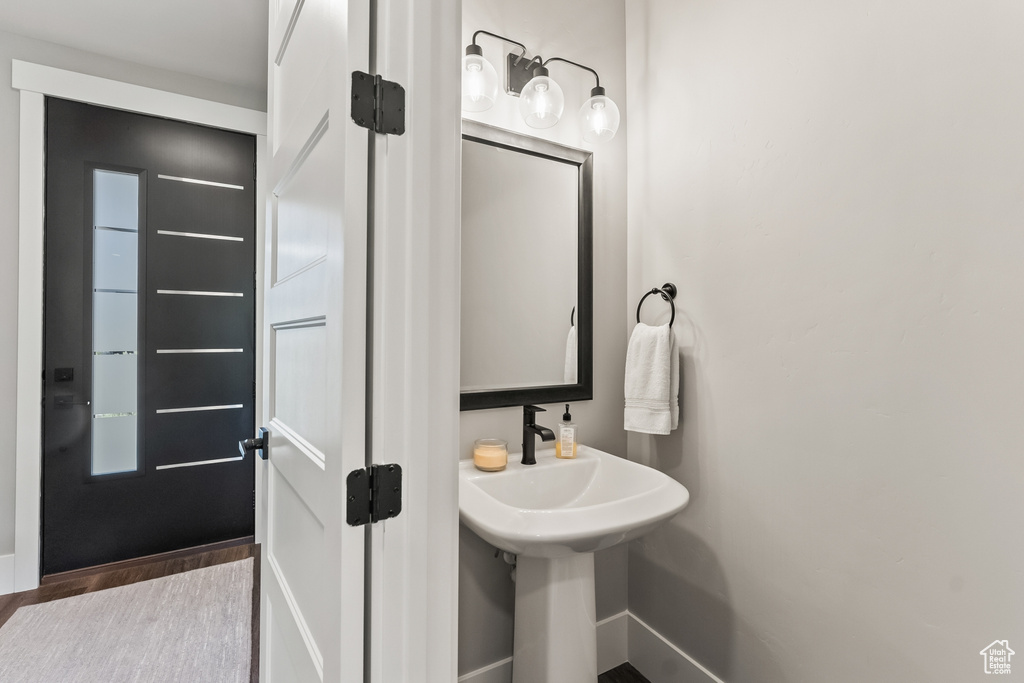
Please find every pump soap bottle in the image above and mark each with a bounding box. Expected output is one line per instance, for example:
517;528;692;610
556;404;578;459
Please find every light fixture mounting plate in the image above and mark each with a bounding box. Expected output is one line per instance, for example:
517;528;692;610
505;53;535;96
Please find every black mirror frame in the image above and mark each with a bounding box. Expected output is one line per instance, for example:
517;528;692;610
459;120;593;411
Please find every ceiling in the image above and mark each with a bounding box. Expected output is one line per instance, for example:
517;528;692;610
0;0;268;93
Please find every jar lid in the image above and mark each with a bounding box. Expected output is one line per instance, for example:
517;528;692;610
474;438;507;449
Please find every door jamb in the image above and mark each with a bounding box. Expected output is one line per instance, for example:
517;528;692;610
12;60;268;592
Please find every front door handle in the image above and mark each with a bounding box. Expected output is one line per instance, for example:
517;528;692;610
239;427;270;459
55;395;91;409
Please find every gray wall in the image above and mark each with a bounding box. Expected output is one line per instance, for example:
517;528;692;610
625;1;1024;681
457;0;629;675
0;28;265;560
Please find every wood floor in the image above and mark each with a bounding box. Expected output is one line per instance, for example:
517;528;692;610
599;662;652;682
0;539;260;682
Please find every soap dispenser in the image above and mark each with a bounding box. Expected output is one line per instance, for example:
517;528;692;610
556;404;578;459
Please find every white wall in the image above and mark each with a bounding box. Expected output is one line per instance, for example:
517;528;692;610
0;28;265;562
457;0;629;675
625;1;1024;681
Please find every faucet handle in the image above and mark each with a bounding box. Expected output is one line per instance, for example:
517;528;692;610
523;405;546;423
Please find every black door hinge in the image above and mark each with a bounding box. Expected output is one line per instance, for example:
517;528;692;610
351;71;406;136
346;463;403;526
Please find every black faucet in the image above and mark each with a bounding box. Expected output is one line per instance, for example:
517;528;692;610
522;405;556;465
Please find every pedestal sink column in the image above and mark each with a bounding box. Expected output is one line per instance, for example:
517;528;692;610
512;552;597;683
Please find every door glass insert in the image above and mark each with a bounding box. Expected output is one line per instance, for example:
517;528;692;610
92;170;140;475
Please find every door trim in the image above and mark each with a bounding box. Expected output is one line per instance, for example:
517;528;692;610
366;0;462;679
13;60;267;593
12;61;266;135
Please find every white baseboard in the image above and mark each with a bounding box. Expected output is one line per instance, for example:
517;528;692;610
628;613;725;683
456;611;721;683
0;554;14;595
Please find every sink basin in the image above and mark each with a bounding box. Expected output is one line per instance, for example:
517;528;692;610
459;444;689;558
459;444;689;683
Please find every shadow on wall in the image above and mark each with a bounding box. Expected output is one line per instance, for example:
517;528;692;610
627;332;788;682
629;520;789;682
458;523;515;675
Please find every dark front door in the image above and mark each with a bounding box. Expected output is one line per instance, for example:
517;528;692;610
43;98;256;575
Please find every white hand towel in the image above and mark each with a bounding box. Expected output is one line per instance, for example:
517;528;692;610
564;325;578;383
624;322;679;435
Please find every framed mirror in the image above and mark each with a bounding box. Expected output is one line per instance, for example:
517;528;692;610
460;120;593;411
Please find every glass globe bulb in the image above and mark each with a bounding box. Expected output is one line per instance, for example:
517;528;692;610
519;75;564;129
580;93;620;143
462;53;498;112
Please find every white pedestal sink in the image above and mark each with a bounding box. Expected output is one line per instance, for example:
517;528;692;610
459;445;689;683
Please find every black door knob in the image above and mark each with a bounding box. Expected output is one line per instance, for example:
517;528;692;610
238;427;270;459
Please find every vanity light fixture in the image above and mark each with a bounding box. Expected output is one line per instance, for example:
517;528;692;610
462;30;620;143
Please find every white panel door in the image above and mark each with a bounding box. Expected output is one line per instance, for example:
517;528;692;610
261;0;369;680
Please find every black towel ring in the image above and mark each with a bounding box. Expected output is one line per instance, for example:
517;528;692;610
570;305;575;327
636;283;678;327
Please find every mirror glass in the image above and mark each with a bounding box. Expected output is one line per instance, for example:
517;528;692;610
460;120;592;410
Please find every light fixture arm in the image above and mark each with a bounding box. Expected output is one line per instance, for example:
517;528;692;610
542;57;604;96
471;30;528;64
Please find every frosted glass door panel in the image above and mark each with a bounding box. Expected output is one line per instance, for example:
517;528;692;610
94;228;139;291
94;170;139;230
92;169;140;476
93;292;138;353
92;416;138;476
92;354;138;415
